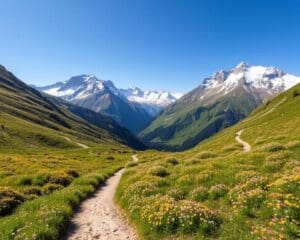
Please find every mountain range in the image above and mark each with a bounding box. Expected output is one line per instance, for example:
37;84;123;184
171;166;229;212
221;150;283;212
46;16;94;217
139;62;300;150
0;65;145;150
36;75;182;133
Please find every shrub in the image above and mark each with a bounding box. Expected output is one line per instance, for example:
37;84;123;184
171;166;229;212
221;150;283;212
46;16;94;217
138;195;221;234
265;151;292;162
42;183;64;195
263;142;285;152
292;89;300;97
262;161;283;172
198;151;217;159
209;184;228;199
184;158;200;165
32;174;50;186
165;158;179;165
284;160;300;170
167;188;186;200
21;186;42;196
16;176;33;186
123;181;158;199
244;176;269;191
147;166;168;177
177;175;193;185
64;169;79;178
270;170;300;194
222;144;241;152
126;162;138;168
49;171;74;186
196;172;213;183
190;186;209;201
0;188;25;216
230;188;266;217
235;170;259;183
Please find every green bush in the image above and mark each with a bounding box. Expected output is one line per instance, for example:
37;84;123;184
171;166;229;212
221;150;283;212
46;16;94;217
42;183;64;195
292;90;300;97
126;161;138;168
231;188;266;217
263;142;285;152
49;171;74;186
209;184;228;200
64;169;79;178
196;171;213;183
134;195;221;234
198;151;217;159
167;188;186;200
16;175;33;186
190;186;209;201
0;188;25;216
165;158;179;165
21;186;42;196
147;166;168;177
184;158;200;165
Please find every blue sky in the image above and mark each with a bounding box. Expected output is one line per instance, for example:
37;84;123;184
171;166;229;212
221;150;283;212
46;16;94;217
0;0;299;92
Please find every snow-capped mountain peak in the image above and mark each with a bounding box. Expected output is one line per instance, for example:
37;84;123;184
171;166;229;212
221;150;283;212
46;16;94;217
202;63;300;100
37;75;183;116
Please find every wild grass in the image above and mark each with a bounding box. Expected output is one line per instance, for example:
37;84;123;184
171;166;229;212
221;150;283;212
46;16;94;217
0;127;132;240
116;84;300;239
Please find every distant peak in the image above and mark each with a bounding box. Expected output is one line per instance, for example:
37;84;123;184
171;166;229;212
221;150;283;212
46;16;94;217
235;61;249;69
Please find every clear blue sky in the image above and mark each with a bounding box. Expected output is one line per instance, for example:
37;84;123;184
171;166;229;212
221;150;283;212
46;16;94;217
0;0;299;92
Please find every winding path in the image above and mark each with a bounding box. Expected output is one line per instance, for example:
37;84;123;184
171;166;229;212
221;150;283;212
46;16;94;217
64;136;89;149
65;156;138;240
235;130;251;152
243;97;287;123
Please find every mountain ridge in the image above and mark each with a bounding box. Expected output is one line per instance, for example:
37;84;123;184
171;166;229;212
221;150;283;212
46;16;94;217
139;62;300;151
36;75;182;132
0;65;145;150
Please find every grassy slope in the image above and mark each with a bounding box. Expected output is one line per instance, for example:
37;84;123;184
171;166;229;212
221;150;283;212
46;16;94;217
139;87;259;151
117;84;300;239
0;65;145;150
0;67;136;239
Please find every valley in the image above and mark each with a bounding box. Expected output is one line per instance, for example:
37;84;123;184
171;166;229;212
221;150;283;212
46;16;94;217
0;65;299;240
1;2;300;239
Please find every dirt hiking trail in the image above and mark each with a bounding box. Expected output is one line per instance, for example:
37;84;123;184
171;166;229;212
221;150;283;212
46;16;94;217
64;136;89;149
65;156;138;240
235;129;251;152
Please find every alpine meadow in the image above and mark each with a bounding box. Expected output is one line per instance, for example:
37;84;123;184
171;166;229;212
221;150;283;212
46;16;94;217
0;1;299;240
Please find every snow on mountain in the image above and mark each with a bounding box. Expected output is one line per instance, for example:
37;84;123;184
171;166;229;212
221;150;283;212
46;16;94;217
119;87;183;116
38;75;182;116
200;62;300;102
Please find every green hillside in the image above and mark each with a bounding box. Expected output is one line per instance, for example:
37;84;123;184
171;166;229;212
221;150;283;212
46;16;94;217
0;66;137;239
139;87;260;151
0;66;145;150
117;84;300;239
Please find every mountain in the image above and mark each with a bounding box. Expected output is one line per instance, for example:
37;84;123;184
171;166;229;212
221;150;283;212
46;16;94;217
0;65;145;150
119;87;183;116
37;75;182;131
36;75;152;133
139;62;300;151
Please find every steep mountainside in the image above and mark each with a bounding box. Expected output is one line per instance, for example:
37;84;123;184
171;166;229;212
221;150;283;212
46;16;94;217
140;62;300;151
0;65;145;150
36;75;153;133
